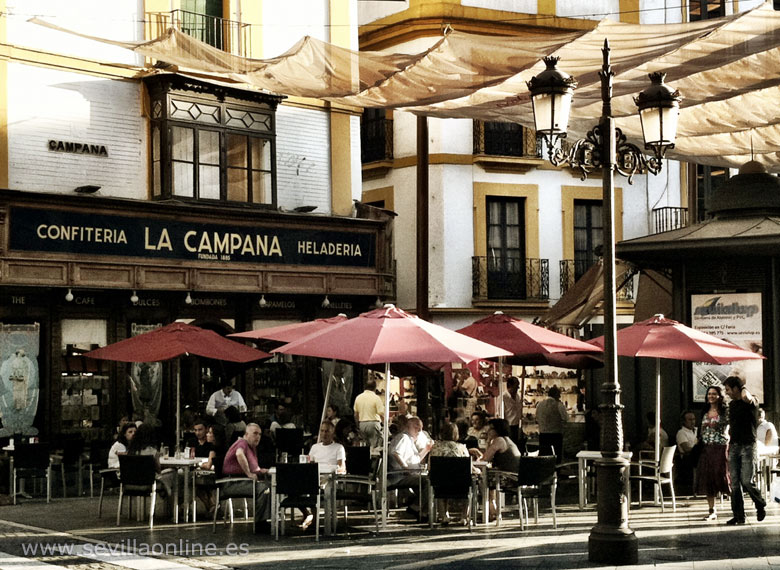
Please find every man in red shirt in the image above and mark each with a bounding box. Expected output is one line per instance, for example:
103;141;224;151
222;423;271;533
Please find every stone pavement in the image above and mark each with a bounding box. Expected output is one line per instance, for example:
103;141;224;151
0;492;777;569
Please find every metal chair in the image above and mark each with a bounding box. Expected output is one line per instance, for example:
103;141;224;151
212;455;257;533
629;445;677;512
11;443;52;504
85;440;112;497
494;455;558;530
334;446;379;534
116;455;160;528
427;456;476;530
274;462;321;541
51;436;84;497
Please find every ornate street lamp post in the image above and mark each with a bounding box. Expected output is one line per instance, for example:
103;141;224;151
528;39;681;565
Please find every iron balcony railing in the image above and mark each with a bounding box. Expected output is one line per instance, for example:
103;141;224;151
652;206;688;234
146;10;251;57
559;259;634;301
472;257;549;301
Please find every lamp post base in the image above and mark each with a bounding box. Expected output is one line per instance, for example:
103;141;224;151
588;457;637;565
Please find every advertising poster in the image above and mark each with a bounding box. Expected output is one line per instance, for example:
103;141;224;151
691;293;763;402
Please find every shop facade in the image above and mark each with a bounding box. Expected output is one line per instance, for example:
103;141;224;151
0;189;393;443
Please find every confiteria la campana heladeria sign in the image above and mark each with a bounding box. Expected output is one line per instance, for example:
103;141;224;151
8;206;376;268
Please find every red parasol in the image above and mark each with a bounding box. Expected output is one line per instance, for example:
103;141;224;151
272;304;510;526
85;322;270;444
228;314;348;350
457;311;603;366
457;311;603;420
589;314;764;461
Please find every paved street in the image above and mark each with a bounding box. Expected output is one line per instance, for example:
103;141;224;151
0;488;777;569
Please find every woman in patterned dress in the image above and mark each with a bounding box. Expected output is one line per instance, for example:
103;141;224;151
697;385;730;520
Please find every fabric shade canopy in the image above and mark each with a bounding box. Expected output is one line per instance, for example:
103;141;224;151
31;3;780;171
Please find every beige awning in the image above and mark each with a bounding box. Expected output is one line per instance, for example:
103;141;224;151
30;2;780;171
539;260;634;331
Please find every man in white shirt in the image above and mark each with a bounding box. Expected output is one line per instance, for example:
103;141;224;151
308;421;346;473
206;380;247;419
757;408;779;449
353;378;384;449
389;416;431;519
502;376;523;444
675;410;699;494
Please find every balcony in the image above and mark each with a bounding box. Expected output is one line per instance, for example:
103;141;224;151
559;259;634;301
472;257;549;301
652;206;688;234
146;10;251;57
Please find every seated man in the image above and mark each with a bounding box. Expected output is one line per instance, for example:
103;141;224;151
309;421;346;473
221;423;272;533
675;410;699;495
389;416;432;519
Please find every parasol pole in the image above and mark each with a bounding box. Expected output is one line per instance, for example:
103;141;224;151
175;358;182;449
381;362;390;529
498;356;505;418
318;360;337;443
654;357;661;465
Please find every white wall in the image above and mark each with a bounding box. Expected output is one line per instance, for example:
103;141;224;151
5;0;144;65
462;0;536;13
358;0;409;26
262;0;329;56
276;105;332;214
7;64;148;198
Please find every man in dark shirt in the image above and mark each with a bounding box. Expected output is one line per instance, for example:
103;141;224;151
723;376;766;525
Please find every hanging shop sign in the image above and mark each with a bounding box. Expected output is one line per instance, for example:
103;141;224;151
690;292;764;402
9;206;376;268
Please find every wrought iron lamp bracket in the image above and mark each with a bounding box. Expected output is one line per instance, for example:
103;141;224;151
546;126;667;183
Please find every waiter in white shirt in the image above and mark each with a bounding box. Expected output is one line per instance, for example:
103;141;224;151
206;380;247;421
502;376;523;444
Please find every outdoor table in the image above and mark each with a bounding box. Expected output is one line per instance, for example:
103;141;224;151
473;460;491;525
576;450;632;510
159;456;200;523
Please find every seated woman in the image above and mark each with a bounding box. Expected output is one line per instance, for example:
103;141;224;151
482;418;522;521
127;423;176;500
325;404;340;427
108;423;136;469
430;422;476;525
195;424;226;516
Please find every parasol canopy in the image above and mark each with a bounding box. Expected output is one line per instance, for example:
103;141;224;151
588;314;765;365
457;311;603;367
228;315;348;350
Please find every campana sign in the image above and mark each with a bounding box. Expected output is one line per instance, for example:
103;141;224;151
48;140;109;157
9;207;376;268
